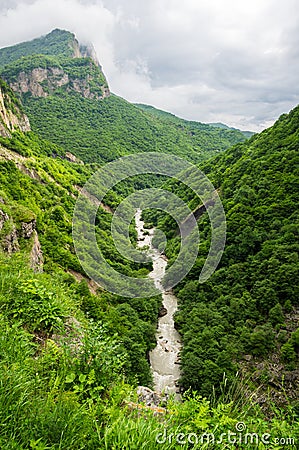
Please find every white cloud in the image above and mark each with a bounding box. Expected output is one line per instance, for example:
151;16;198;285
0;0;299;131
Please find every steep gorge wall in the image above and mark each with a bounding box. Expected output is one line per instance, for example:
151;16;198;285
8;65;110;100
0;30;110;101
0;81;30;136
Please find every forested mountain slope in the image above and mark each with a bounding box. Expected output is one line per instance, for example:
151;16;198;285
154;105;299;408
0;29;248;164
136;102;253;140
0;77;160;392
0;73;298;447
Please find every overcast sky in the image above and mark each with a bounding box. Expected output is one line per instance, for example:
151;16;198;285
0;0;298;131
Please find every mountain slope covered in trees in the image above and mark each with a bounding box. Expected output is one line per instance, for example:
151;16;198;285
136;103;254;139
0;29;248;164
0;78;161;392
0;29;298;448
151;105;299;409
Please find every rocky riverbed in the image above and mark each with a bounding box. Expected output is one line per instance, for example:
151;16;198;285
135;209;181;399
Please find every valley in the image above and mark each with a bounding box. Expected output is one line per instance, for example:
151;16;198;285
135;208;181;398
0;28;298;449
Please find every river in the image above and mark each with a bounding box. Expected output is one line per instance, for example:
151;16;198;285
135;209;181;398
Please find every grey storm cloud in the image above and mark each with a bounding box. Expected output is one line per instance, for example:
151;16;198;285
0;0;298;131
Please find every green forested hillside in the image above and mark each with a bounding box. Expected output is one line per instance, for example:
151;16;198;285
23;92;249;164
0;107;298;446
207;121;254;138
0;95;160;391
153;105;299;406
0;28;298;448
0;29;79;65
136;102;253;140
0;30;248;164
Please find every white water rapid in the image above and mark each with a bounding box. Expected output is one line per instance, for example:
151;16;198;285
135;209;181;398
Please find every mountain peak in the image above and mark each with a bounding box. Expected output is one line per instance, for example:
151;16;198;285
0;30;110;100
0;28;103;67
0;29;76;66
43;29;102;66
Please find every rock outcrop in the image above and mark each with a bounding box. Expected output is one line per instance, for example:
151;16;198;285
1;30;110;101
7;64;109;101
30;231;43;272
3;225;19;254
136;386;168;407
0;209;19;254
0;209;9;231
0;80;30;137
10;67;68;98
158;306;168;317
21;219;37;239
65;152;83;164
0;207;42;267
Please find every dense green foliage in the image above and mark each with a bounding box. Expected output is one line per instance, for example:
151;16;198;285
206;121;254;139
0;28;298;446
152;105;299;403
136;103;253;140
0;128;160;388
0;29;77;67
0;112;297;447
0;30;248;165
0;254;297;448
0;266;297;449
0;130;65;157
23;93;249;164
0;54;62;80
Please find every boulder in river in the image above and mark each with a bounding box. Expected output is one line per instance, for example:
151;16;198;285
158;306;168;317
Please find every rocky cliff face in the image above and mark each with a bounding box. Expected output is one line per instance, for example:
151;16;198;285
0;203;43;270
10;67;69;98
4;61;110;102
0;80;31;137
0;29;110;101
30;231;44;272
9;65;110;100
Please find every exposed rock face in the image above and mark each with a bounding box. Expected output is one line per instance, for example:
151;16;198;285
136;386;167;407
21;219;37;239
70;76;100;100
10;67;69;98
102;87;110;98
0;209;20;254
9;66;109;100
30;231;43;272
1;209;41;262
0;209;9;231
65;151;83;164
3;225;19;254
0;83;31;137
79;42;100;66
17;163;42;181
0;208;43;271
68;269;100;296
